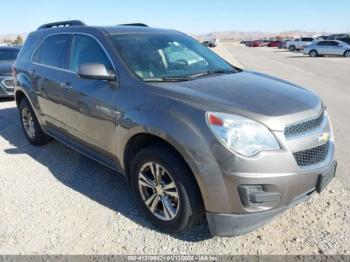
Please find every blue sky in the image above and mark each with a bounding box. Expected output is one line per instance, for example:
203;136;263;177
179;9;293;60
1;0;349;35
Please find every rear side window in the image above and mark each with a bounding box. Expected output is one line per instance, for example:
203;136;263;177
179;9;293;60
33;34;70;68
69;35;112;72
317;41;327;46
16;35;41;63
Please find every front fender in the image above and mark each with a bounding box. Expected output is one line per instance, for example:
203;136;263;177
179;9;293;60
116;106;232;212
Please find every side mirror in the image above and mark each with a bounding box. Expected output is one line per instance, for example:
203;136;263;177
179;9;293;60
78;63;116;81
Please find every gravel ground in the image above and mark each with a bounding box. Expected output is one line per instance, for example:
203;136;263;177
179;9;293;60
0;44;349;255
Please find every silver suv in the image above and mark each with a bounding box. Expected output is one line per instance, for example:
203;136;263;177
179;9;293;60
287;37;315;51
13;21;336;236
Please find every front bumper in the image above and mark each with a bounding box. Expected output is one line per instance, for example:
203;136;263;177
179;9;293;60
206;160;336;236
0;77;15;98
207;191;310;237
201;111;336;236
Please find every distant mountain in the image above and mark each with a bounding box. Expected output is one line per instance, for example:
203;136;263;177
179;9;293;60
194;30;329;41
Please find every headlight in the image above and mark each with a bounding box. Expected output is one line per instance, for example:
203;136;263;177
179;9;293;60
206;112;280;156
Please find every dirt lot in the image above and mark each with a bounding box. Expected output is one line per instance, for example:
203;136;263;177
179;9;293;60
0;44;349;255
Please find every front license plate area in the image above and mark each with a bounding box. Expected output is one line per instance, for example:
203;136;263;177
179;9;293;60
316;161;337;193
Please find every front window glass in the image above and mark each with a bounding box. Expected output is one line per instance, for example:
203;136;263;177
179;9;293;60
109;33;235;81
0;49;19;64
69;35;113;72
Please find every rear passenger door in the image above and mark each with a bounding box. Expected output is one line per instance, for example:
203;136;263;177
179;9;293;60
61;34;118;158
32;34;71;128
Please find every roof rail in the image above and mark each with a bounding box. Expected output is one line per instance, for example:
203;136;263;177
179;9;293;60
37;20;86;30
118;23;149;27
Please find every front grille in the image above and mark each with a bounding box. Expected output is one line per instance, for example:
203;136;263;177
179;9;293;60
293;142;330;167
285;112;324;138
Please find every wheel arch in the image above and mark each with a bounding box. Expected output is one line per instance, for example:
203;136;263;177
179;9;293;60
15;90;26;107
123;132;208;207
309;49;318;56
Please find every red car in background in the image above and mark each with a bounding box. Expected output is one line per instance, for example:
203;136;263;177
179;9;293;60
249;41;262;47
268;41;283;47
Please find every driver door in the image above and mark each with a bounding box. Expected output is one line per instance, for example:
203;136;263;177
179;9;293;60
60;34;118;157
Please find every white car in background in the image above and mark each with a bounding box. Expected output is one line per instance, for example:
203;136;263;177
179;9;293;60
286;37;315;51
304;40;350;57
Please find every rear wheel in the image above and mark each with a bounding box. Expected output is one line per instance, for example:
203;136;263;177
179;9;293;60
289;45;296;52
344;50;350;57
130;146;204;234
309;50;318;57
19;98;51;145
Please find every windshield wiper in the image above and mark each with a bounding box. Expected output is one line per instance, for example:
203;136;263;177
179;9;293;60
142;69;236;82
192;69;236;78
142;77;190;82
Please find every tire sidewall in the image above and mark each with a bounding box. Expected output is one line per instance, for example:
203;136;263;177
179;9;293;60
130;147;194;233
344;50;350;57
289;45;296;51
19;98;46;145
310;50;318;57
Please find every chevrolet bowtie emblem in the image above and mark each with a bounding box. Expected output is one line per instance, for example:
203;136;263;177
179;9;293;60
319;132;330;143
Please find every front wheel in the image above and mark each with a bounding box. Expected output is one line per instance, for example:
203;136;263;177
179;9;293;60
344;50;350;57
130;146;204;234
289;45;296;52
309;50;318;57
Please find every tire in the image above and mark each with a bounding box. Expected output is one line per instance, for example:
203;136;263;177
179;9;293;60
18;98;52;145
344;50;350;57
289;45;296;52
130;145;204;234
309;50;318;57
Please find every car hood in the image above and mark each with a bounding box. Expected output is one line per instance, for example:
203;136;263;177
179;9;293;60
150;71;322;131
0;63;12;76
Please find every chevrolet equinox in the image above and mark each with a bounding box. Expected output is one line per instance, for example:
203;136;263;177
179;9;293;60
13;21;337;236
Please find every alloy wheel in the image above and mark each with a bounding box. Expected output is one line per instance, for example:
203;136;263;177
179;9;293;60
21;107;36;139
310;50;317;57
138;162;180;221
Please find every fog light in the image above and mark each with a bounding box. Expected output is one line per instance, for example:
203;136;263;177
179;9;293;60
238;185;281;207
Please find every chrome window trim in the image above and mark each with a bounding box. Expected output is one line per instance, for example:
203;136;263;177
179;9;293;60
30;32;117;76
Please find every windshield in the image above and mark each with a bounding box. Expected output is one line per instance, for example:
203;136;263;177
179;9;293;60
109;33;235;81
0;49;19;64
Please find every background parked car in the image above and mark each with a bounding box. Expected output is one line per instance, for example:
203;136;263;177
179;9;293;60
327;34;350;45
304;40;350;57
268;41;283;47
260;40;271;47
286;37;315;51
278;40;290;49
249;40;262;47
0;46;20;98
242;40;253;47
202;40;217;48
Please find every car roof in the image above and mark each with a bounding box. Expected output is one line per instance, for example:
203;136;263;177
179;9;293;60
31;22;181;37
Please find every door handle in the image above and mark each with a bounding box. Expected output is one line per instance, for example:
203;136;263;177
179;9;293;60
61;82;72;90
